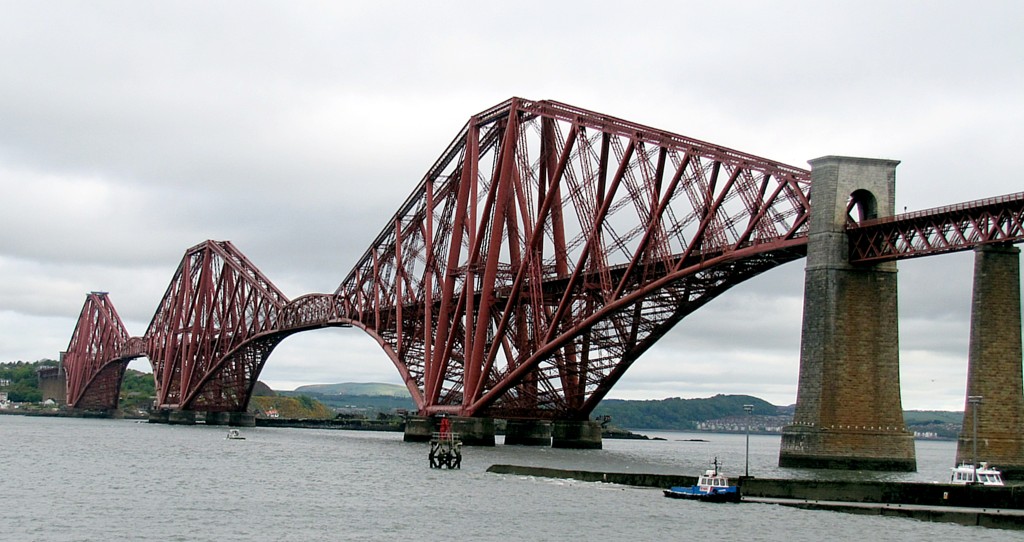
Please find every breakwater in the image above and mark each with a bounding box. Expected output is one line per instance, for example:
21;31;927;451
486;464;1024;530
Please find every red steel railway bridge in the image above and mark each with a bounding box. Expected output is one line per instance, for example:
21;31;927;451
58;98;1024;473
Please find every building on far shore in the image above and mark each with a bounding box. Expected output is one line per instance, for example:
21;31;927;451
37;365;66;405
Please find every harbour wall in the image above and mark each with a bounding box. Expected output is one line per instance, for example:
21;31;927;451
486;464;1024;529
741;477;1024;509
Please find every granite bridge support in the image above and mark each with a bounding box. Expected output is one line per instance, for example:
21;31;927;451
403;416;496;446
504;419;552;446
404;417;596;448
956;244;1024;479
779;156;916;471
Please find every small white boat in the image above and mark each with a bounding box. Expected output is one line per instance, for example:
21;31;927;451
949;462;1003;486
226;429;245;440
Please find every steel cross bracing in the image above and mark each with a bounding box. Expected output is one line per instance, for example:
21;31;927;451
61;97;1024;420
144;240;291;411
333;98;812;420
60;98;815;417
848;192;1024;263
63;292;142;409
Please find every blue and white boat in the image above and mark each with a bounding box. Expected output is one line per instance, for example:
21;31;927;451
663;458;740;503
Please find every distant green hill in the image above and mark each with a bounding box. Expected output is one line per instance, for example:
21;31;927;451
291;382;410;397
280;383;414;414
593;394;779;431
904;410;963;424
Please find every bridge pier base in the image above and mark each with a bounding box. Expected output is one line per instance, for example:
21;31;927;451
779;427;915;471
205;411;231;426
402;416;495;446
63;407;121;419
403;416;433;442
551;420;602;449
228;412;256;427
450;417;495;446
167;410;197;425
148;409;170;424
779;156;915;472
503;419;552;446
956;244;1024;480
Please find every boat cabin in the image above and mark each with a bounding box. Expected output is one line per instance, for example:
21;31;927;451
949;463;1003;486
698;470;731;492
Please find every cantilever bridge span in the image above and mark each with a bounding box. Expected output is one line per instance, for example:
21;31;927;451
61;98;1024;466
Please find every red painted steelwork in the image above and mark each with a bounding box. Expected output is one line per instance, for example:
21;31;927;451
61;98;1024;421
64;292;143;409
61;99;814;417
144;240;289;412
333;98;812;420
849;192;1024;263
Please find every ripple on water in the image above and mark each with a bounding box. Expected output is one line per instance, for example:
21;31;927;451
0;416;1019;541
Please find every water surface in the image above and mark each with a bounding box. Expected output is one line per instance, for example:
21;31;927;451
1;416;1018;541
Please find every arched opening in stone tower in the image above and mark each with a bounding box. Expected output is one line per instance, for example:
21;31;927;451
848;188;878;224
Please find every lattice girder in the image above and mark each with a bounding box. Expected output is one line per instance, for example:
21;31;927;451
64;292;134;409
849;192;1024;263
61;99;1024;422
334;97;812;418
145;240;289;410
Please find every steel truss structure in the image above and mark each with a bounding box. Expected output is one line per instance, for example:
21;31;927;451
64;292;139;409
145;240;290;411
334;98;812;419
60;97;1024;420
849;192;1024;263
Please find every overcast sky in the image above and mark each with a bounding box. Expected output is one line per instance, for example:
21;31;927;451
1;1;1021;411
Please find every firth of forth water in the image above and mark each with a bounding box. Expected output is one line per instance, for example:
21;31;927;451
2;415;1019;541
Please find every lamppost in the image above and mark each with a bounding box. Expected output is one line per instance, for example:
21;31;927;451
743;404;754;478
967;395;982;483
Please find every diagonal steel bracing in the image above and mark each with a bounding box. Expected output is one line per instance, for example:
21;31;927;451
849;192;1024;263
144;240;289;411
333;98;812;419
64;292;143;409
61;97;1024;420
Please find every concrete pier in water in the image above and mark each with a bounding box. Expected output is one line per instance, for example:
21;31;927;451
504;419;553;446
147;410;254;427
228;412;256;427
551;420;602;449
166;410;196;425
403;416;496;446
205;411;230;425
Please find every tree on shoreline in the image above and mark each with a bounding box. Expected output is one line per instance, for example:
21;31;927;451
0;359;58;402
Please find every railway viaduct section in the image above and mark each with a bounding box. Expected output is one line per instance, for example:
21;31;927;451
55;99;1024;475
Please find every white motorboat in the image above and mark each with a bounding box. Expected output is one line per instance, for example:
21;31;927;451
949;462;1003;486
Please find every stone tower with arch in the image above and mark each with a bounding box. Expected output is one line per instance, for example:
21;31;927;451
779;156;917;470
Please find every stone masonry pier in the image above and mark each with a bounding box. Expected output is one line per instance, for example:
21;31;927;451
779;156;915;470
957;244;1024;479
